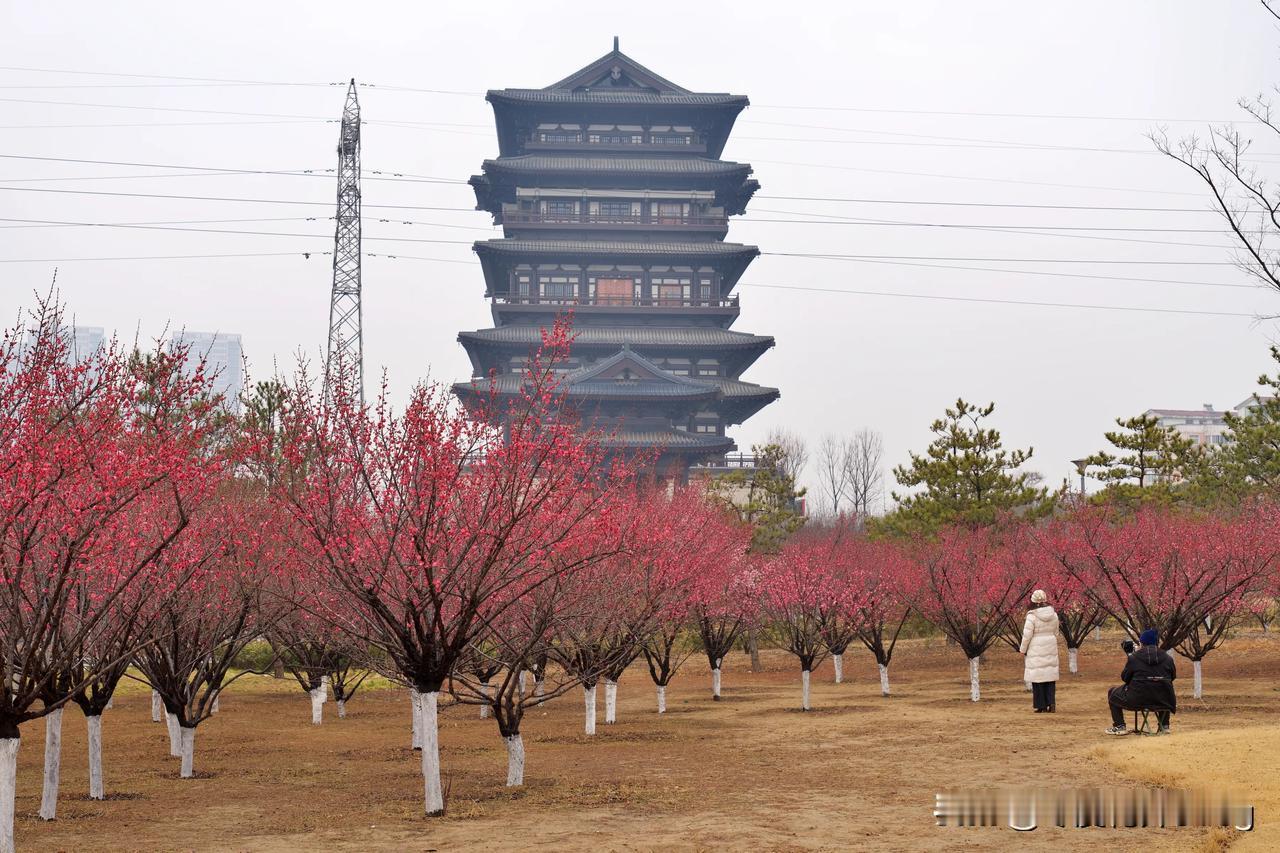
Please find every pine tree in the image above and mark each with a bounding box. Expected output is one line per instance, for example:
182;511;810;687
873;399;1053;536
1193;346;1280;502
1084;413;1197;491
706;443;806;555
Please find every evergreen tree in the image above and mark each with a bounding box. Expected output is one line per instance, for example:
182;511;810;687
1084;413;1197;491
707;443;806;555
873;399;1053;536
1193;346;1280;502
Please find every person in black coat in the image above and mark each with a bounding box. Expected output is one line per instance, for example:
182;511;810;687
1105;628;1176;735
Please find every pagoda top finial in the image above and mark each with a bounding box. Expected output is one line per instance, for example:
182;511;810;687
613;35;619;52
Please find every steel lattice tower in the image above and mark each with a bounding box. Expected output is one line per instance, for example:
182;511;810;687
326;79;363;402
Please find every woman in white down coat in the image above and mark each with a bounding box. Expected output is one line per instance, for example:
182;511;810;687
1019;589;1060;713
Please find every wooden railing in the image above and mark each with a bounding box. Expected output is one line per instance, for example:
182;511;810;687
493;296;738;309
502;211;728;229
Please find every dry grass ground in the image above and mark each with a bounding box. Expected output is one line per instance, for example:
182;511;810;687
11;632;1279;852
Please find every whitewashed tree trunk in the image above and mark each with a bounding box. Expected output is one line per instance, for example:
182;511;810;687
504;734;525;787
320;675;330;703
151;690;161;723
418;691;444;815
165;711;181;757
519;670;530;698
1068;648;1079;674
583;684;597;736
410;688;422;750
832;653;844;684
105;696;113;711
179;726;195;778
0;738;18;853
87;714;104;800
711;657;723;700
337;699;346;719
878;663;890;696
656;685;667;714
801;669;812;711
211;693;220;714
1094;625;1102;641
310;687;324;725
479;684;492;720
39;708;63;820
969;657;981;702
534;679;546;698
1193;660;1203;699
604;679;618;724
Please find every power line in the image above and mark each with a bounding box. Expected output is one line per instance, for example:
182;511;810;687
736;282;1258;318
0;185;476;210
765;251;1239;265
0;153;467;184
754;194;1218;213
0;250;328;263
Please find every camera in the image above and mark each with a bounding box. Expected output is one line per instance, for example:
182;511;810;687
1120;640;1135;655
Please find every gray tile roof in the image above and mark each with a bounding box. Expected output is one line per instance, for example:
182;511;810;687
473;238;759;259
711;378;780;399
458;326;774;349
599;429;735;450
479;154;751;178
461;374;718;400
488;89;748;107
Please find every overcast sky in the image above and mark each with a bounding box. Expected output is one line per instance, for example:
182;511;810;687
4;1;1280;506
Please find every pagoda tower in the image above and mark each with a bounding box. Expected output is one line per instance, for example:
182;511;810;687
455;41;778;482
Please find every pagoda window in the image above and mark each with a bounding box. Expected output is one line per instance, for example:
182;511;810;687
694;419;720;434
537;272;579;303
695;359;721;377
652;272;692;306
541;199;579;222
654;201;690;225
513;271;533;303
587;269;642;306
662;358;692;376
588;125;643;145
590;200;640;223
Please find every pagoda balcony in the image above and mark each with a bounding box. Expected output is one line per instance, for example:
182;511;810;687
491;294;740;326
501;210;728;233
523;140;709;155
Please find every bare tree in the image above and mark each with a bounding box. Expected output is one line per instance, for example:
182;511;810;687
813;429;884;518
766;427;809;484
846;428;885;519
1152;2;1280;294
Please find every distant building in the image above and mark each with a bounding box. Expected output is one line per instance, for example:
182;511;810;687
168;331;243;413
1145;404;1230;449
21;324;104;365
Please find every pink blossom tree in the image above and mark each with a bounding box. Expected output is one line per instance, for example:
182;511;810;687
908;524;1035;701
851;539;914;697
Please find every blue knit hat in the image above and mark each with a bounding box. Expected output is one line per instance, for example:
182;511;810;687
1139;628;1158;646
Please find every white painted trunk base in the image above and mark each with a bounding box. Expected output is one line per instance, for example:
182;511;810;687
969;657;981;702
604;679;618;724
878;663;890;696
39;707;63;820
0;738;18;853
1193;660;1203;699
105;696;113;711
801;669;812;711
418;691;444;815
1094;625;1102;641
504;733;525;787
519;670;530;698
656;685;667;714
87;715;104;800
211;694;219;714
179;727;195;778
711;667;722;700
337;699;346;719
310;687;324;725
1068;648;1079;674
320;675;330;703
534;679;546;698
479;684;492;720
583;684;597;736
832;653;844;684
150;690;161;723
165;711;180;757
410;688;422;750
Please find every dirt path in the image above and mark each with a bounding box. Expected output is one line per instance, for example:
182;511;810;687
13;635;1276;851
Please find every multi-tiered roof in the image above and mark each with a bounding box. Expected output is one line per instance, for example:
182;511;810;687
454;42;778;480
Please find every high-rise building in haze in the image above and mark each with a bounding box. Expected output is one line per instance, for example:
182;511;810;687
169;331;244;413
